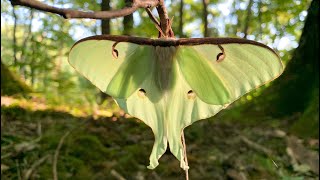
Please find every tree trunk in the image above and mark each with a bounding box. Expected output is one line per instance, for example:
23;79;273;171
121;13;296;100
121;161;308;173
258;0;319;119
257;0;263;40
12;7;18;65
123;0;134;35
99;0;111;103
178;0;184;37
21;9;34;83
202;0;209;37
20;9;34;62
101;0;111;35
243;0;253;39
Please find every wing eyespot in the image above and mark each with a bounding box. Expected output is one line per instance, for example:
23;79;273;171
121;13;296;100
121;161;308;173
216;53;225;62
112;42;119;59
216;45;225;62
187;90;196;100
138;88;147;98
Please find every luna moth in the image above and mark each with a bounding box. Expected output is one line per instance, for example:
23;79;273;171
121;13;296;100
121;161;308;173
68;35;283;170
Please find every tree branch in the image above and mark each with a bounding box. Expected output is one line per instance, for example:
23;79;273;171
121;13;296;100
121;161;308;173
156;0;171;37
146;8;160;26
24;154;50;180
9;0;159;19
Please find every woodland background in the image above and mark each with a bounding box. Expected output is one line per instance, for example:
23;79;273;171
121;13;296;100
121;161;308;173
1;0;319;179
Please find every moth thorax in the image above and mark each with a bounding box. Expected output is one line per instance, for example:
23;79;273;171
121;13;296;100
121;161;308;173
154;46;177;91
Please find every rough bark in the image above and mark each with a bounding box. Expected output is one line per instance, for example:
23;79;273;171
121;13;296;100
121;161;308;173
156;0;170;37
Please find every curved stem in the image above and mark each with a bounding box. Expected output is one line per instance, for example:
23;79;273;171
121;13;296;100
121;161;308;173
181;131;189;180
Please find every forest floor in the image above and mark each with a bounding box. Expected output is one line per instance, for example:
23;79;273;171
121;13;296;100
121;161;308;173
1;96;319;180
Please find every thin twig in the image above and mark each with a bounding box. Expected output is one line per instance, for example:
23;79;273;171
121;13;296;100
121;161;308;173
240;135;273;156
37;120;42;138
181;131;189;180
52;131;71;180
24;154;50;180
145;7;166;37
156;0;170;37
1;142;14;151
10;0;159;19
154;24;166;37
110;169;126;180
1;152;13;160
145;8;160;26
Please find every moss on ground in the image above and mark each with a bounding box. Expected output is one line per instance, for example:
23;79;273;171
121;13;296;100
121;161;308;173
1;61;31;96
1;102;318;179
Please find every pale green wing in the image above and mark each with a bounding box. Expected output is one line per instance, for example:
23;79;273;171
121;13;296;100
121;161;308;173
175;47;230;104
69;40;154;98
164;44;284;169
164;60;225;170
177;44;284;105
115;64;168;170
115;47;226;170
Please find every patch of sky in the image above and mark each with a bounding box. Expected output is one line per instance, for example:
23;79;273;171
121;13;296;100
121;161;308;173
133;12;141;27
299;10;307;21
278;35;299;50
239;2;247;10
216;0;232;16
247;35;255;40
185;19;202;37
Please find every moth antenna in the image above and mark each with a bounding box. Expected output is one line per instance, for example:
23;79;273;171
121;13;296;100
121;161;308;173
112;42;119;59
216;45;226;62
